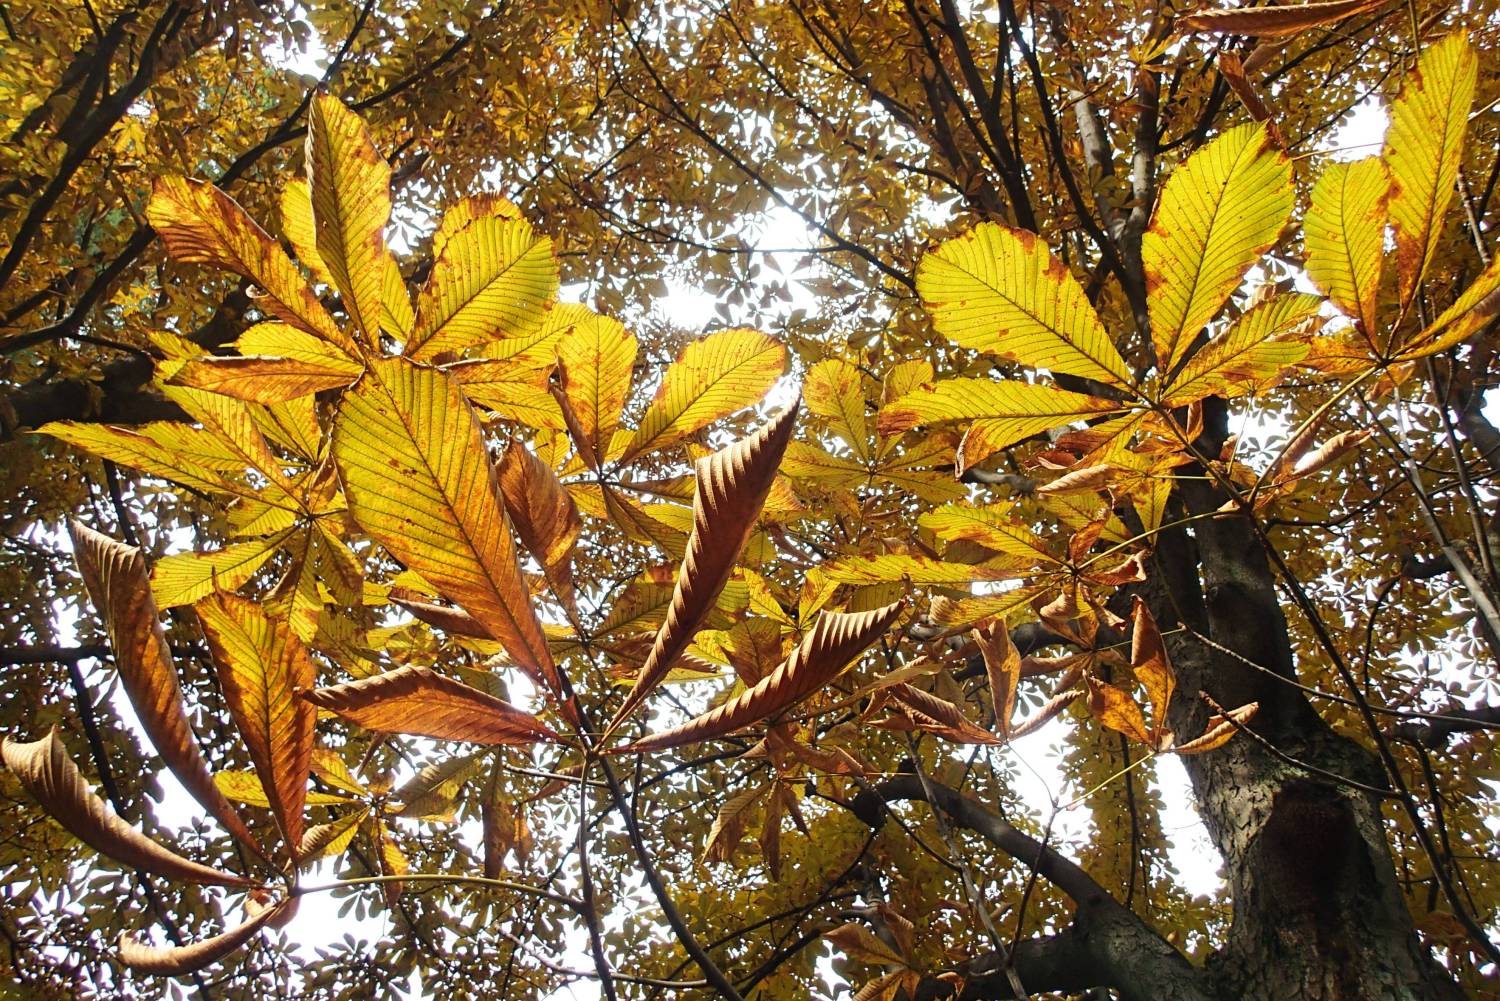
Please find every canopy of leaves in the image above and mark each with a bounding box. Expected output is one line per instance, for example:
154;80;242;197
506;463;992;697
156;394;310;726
1;2;1499;1000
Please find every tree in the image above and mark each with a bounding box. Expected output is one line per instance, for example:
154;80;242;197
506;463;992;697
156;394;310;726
1;2;1498;1000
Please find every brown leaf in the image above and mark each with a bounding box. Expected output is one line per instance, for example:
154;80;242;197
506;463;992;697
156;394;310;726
886;683;1002;745
1;730;252;887
1087;677;1153;745
392;593;492;639
1180;0;1389;38
702;784;769;865
1130;597;1176;741
300;666;559;745
68;523;262;857
973;619;1020;737
118;903;283;978
825;922;907;966
614;601;903;754
497;439;582;612
1007;688;1082;740
196;595;316;853
1034;464;1113;496
607;401;800;734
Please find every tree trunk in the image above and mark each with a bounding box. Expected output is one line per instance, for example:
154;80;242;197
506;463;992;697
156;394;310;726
1144;406;1465;1001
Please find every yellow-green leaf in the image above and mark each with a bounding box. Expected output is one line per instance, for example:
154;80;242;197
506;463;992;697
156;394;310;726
804;359;871;462
409;217;558;361
151;531;291;608
1385;33;1477;308
917;222;1130;387
879;378;1122;472
1143;122;1293;373
1162;292;1318;405
618;329;786;464
555;308;637;461
1304;157;1388;337
307;93;391;349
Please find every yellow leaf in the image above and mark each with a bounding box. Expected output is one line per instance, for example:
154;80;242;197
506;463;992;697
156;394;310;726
306;93;391;349
1385;33;1477;308
160;386;297;492
1162;292;1318;405
278;178;333;287
332;357;561;696
446;358;565;429
1143;122;1293;373
825;922;907;967
151;531;291;608
879;378;1122;472
146;176;354;355
917;222;1130;386
919;503;1059;565
212;770;353;808
1304;157;1388;337
554;308;637;461
431;192;523;259
408;216;558;361
1397;252;1500;360
804;359;871;461
196;594;317;852
821;554;1032;585
299;808;367;861
618;329;787;464
169;353;363;404
381;256;414;339
40;421;240;496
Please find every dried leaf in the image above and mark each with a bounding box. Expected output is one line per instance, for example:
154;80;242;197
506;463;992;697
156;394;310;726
615;601;903;753
1174;702;1259;754
497;439;582;611
300;666;559;745
298;808;367;861
825;922;906;967
886;683;1002;745
1;730;251;886
119;903;283;978
974;619;1020;737
69;523;262;855
1131;598;1175;739
1180;0;1388;37
608;402;799;733
196;594;316;853
1087;677;1153;745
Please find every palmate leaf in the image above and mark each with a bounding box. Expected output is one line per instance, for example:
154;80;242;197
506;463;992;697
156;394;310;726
1;730;252;887
879;377;1122;472
196;595;316;853
69;524;263;855
1304;157;1388;337
617;328;787;464
613;601;904;753
332;357;561;694
916;222;1131;387
306;92;392;350
300;666;558;745
1161;292;1319;405
607;402;800;734
1143;121;1294;374
408;213;558;362
1385;33;1477;310
146;176;356;356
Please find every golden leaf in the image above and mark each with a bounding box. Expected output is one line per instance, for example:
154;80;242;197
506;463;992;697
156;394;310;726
1304;157;1388;338
553;308;637;461
1179;0;1388;36
333;357;561;694
306;93;392;349
196;594;316;852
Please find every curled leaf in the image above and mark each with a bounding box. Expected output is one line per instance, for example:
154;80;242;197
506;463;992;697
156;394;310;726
614;601;903;754
973;619;1020;737
1;730;251;887
119;902;283;977
607;402;800;733
300;666;559;745
885;683;1002;745
1179;0;1388;37
1174;702;1260;755
69;522;262;856
497;439;582;612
